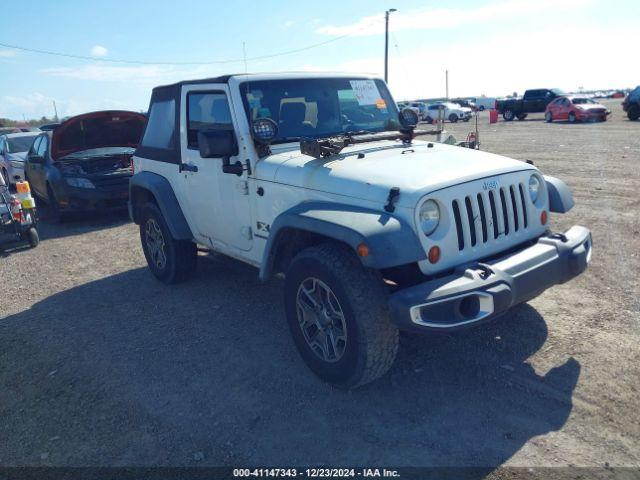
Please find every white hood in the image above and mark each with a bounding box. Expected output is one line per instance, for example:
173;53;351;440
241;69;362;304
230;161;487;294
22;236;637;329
255;139;535;208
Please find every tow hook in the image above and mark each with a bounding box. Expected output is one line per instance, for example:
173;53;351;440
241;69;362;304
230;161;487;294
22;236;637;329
475;263;494;280
548;232;568;242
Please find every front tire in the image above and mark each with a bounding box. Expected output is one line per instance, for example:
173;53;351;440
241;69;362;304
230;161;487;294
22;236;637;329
479;105;485;111
448;113;458;123
47;184;68;223
21;227;39;248
545;111;553;123
284;243;399;389
568;112;577;123
139;202;197;284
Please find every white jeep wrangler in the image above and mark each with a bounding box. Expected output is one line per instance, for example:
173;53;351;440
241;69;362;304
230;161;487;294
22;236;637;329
129;73;592;388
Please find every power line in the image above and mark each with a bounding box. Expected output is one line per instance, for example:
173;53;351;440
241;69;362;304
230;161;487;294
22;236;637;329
0;28;370;66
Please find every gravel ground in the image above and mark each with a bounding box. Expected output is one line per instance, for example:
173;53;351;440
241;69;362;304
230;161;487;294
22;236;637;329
0;99;638;468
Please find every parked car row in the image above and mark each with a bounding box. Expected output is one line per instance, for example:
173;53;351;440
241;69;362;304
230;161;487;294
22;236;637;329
397;100;474;123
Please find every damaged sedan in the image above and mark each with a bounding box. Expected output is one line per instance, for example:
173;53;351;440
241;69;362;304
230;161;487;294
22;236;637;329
24;110;145;221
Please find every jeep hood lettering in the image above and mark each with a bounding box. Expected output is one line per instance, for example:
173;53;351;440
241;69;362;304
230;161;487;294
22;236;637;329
51;110;146;160
256;140;535;208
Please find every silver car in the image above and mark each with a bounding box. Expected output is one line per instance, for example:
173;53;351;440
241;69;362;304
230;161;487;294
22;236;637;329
0;132;40;185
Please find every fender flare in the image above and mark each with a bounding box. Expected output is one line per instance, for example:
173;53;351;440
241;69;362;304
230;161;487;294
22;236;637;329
544;175;574;213
129;171;193;240
259;201;426;281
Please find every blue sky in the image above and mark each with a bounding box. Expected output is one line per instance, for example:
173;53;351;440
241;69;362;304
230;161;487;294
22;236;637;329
1;0;638;120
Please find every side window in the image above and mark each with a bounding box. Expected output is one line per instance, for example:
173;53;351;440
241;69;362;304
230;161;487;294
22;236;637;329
187;92;232;148
0;138;5;154
140;100;175;149
30;137;42;157
36;136;48;157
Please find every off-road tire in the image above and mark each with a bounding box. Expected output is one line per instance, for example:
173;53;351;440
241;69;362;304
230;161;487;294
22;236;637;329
139;202;196;284
503;110;515;121
545;111;553;123
284;243;399;389
448;113;458;123
628;105;639;121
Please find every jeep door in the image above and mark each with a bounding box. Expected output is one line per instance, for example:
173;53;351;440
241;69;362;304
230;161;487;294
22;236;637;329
179;85;253;251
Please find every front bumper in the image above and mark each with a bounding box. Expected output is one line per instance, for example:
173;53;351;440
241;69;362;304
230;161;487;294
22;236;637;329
57;185;129;212
389;226;592;332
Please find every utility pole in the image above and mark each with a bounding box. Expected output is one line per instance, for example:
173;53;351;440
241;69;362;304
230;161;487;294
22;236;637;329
384;8;397;83
52;100;59;122
445;70;449;100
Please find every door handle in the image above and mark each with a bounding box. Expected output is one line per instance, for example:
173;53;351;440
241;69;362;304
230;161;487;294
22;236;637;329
179;163;198;173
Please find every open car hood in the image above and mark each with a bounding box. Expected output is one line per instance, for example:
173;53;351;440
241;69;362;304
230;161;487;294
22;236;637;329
51;110;145;160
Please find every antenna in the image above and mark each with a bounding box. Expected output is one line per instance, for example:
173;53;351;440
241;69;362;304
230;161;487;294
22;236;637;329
52;100;59;122
242;41;248;74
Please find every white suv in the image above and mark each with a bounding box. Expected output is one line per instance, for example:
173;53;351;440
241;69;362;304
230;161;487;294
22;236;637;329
426;102;473;123
129;73;592;388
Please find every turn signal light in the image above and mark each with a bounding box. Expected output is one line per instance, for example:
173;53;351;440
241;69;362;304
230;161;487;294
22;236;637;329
356;243;369;257
428;246;441;264
540;210;548;225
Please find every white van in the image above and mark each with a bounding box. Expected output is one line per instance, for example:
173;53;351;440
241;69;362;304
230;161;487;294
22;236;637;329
469;97;497;111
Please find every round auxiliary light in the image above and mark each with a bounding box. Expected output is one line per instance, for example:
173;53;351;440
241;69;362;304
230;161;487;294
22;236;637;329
419;200;440;236
251;117;278;144
428;246;441;264
400;107;419;129
529;174;542;203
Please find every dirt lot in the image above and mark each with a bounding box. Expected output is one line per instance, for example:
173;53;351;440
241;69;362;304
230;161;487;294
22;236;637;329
1;99;638;469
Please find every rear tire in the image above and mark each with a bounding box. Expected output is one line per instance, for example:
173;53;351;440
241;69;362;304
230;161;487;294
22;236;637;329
503;110;515;121
448;113;458;123
139;202;197;284
628;105;639;121
284;243;399;389
545;111;553;123
568;112;577;123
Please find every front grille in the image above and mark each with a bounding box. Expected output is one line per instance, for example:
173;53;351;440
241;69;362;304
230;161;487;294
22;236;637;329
452;182;529;251
91;174;130;193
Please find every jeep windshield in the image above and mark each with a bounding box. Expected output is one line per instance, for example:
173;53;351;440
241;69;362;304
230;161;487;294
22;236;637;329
240;78;401;144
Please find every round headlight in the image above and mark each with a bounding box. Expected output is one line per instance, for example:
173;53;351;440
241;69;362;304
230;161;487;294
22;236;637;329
528;174;541;203
419;200;440;236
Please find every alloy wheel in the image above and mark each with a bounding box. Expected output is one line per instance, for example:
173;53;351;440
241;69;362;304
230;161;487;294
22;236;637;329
145;218;167;270
296;277;348;363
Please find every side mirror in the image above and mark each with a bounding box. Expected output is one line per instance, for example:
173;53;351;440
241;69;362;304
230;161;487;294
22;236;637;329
29;154;45;164
197;129;243;176
197;129;238;158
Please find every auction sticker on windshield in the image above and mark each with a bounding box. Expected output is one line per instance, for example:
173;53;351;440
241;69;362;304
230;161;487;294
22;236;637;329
350;80;381;106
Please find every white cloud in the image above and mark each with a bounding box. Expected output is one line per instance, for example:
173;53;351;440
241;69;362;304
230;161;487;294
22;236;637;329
283;20;294;28
40;62;230;87
0;49;17;58
317;0;594;36
0;91;132;119
90;45;108;57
